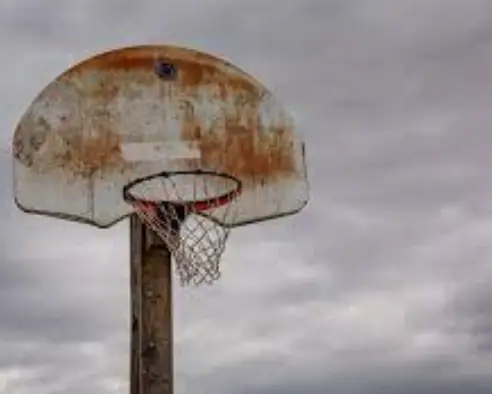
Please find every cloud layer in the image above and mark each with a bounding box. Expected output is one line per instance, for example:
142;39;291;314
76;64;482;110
2;0;492;393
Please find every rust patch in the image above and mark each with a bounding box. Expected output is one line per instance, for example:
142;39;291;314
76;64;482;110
13;116;51;168
67;46;264;99
57;127;127;178
214;126;296;184
81;76;120;100
181;112;297;186
15;117;128;179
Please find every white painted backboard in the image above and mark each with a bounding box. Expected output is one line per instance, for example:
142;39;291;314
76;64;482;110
13;45;308;227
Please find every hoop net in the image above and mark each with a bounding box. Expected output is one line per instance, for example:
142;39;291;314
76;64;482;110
123;171;241;286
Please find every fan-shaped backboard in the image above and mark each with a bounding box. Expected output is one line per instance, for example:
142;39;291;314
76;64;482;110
13;45;308;227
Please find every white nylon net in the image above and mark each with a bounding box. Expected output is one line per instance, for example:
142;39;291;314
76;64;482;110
125;172;240;286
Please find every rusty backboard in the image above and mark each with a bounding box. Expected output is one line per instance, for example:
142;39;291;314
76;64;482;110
12;45;309;227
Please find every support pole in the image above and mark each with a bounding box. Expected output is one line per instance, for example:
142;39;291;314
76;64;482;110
130;215;140;394
130;214;174;394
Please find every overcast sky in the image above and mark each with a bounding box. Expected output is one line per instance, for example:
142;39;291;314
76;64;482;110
2;0;492;393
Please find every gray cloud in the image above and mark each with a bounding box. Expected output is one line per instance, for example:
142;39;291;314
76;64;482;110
2;0;492;393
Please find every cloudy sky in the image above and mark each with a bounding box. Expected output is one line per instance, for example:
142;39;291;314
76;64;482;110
2;0;492;393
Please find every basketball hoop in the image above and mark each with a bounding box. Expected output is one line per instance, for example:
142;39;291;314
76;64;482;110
12;45;309;394
123;170;242;286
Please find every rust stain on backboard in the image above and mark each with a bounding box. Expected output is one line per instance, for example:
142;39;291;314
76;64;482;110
13;117;49;168
203;126;297;184
181;110;297;184
68;46;264;98
57;127;127;178
14;116;127;179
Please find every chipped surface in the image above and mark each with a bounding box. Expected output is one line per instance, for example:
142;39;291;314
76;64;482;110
13;45;308;227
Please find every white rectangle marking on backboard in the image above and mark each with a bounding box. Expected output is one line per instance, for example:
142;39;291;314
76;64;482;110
122;141;201;162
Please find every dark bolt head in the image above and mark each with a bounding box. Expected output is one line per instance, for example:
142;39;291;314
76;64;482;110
155;61;177;80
